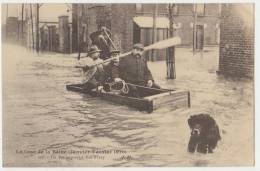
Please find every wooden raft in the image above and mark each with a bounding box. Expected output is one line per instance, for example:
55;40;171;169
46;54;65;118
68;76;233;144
66;83;190;113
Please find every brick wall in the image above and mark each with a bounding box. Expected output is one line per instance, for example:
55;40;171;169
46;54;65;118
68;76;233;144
218;4;254;78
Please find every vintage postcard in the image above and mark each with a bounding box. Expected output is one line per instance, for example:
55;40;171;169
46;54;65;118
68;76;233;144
1;2;255;167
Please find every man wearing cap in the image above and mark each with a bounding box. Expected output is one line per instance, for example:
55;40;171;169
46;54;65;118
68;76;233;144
117;43;160;96
104;49;121;83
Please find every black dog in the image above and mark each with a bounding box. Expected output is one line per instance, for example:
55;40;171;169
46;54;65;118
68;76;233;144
187;114;221;154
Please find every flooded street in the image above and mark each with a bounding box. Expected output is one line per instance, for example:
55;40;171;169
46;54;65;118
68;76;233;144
2;44;254;166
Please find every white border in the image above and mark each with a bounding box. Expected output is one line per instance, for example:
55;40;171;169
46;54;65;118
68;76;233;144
0;0;257;4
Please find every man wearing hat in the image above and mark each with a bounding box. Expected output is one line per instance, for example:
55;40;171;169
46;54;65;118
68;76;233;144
116;43;160;96
81;45;107;91
81;45;121;91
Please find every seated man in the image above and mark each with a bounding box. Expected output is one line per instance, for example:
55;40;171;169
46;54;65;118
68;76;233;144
117;43;160;97
103;49;121;83
80;45;107;92
80;45;121;92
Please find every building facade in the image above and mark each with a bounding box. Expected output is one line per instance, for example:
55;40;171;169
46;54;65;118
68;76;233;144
218;4;254;78
72;3;221;60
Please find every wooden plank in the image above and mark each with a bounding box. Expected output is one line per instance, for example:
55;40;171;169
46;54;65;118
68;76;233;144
153;97;189;110
99;93;153;113
153;92;189;110
162;99;190;111
144;90;187;101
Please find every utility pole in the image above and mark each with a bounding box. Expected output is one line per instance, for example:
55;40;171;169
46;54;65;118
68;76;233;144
193;4;197;55
85;5;89;52
36;4;39;53
151;4;158;61
21;4;24;44
77;4;81;60
6;4;8;41
30;4;34;51
77;4;85;60
166;4;176;79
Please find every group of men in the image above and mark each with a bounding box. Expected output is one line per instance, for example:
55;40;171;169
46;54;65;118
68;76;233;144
79;33;160;97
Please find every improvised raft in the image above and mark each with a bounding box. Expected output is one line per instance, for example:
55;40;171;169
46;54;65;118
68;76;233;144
66;83;190;113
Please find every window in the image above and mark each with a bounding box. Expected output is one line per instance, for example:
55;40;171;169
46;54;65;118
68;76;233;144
136;4;142;13
195;4;205;16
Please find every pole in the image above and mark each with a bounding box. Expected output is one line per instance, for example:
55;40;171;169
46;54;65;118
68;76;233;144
6;4;8;41
25;5;29;49
77;4;80;59
21;4;24;44
85;4;89;52
151;4;158;61
77;4;85;60
193;4;197;55
78;27;84;60
166;4;176;79
36;4;39;53
30;4;34;51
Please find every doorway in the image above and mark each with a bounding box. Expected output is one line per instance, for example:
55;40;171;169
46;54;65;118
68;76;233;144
196;25;204;50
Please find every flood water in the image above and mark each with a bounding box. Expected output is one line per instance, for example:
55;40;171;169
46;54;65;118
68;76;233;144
2;44;254;166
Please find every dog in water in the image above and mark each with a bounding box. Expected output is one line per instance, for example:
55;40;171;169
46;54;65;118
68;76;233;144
187;114;221;154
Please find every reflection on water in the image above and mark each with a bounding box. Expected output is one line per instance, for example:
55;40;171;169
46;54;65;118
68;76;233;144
3;45;254;166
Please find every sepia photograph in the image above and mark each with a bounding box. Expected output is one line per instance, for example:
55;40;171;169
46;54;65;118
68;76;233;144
1;1;255;167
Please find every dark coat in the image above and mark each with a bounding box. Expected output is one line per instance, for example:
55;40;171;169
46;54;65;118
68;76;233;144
103;61;119;81
117;53;153;85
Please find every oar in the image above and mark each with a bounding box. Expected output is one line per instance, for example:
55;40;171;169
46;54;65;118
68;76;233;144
144;36;181;51
82;36;181;83
86;36;181;68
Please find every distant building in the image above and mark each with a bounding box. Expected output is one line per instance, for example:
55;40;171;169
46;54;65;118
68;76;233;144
73;4;221;60
218;4;254;78
21;4;72;52
5;17;19;43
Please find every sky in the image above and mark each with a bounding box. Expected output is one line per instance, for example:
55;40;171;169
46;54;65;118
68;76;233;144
1;4;72;24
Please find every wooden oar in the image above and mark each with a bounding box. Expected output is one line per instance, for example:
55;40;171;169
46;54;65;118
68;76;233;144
84;36;181;69
82;36;181;83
